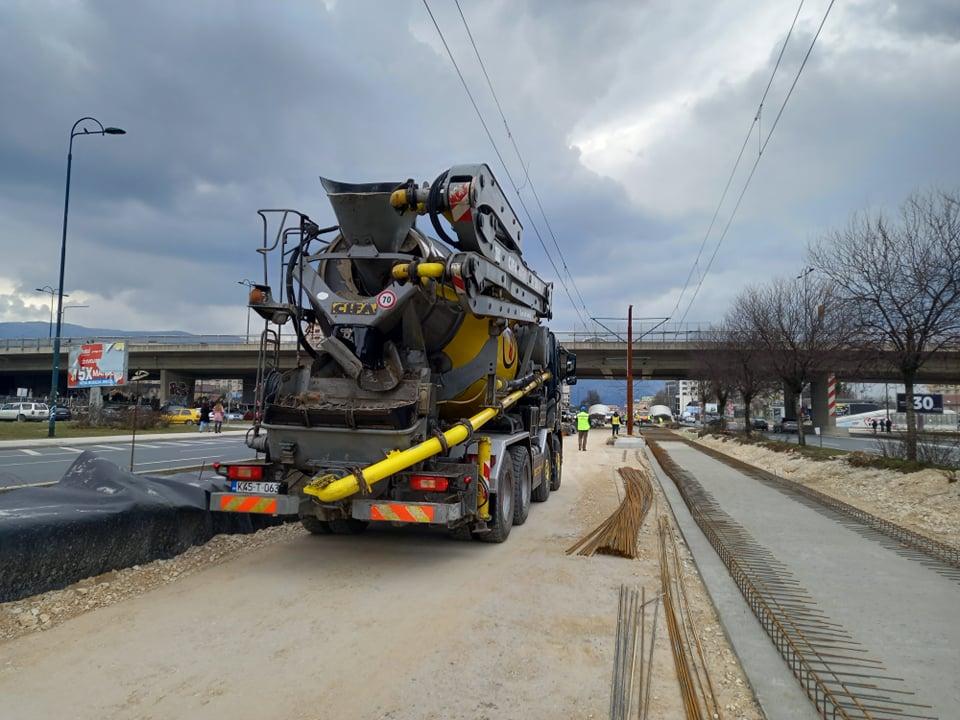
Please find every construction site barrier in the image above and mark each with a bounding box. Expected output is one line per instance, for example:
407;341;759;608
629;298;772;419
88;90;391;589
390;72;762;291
0;452;280;603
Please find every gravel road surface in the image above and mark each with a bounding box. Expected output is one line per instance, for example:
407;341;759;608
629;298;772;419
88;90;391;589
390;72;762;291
0;432;761;720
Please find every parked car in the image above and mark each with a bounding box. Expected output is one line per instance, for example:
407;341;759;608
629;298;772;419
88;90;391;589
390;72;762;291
774;418;813;434
163;407;200;425
50;406;72;421
751;418;769;431
225;411;245;422
0;402;50;422
774;419;796;433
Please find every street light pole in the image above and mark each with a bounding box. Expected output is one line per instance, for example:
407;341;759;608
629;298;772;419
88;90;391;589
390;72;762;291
59;303;89;324
35;286;69;339
48;117;125;438
129;370;149;471
796;266;815;426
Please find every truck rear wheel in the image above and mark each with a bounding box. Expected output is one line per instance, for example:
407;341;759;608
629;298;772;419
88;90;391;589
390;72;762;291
550;441;562;491
300;516;331;534
329;518;368;534
477;458;514;543
531;449;551;503
510;446;531;525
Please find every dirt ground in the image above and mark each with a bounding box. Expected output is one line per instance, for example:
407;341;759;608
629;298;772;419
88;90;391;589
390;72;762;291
685;430;960;548
0;430;760;719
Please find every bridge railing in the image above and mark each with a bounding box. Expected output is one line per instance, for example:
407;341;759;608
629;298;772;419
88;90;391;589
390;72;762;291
2;323;720;351
0;335;269;351
555;321;718;345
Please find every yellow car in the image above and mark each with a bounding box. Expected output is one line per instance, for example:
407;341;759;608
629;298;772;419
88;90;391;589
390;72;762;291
163;407;201;425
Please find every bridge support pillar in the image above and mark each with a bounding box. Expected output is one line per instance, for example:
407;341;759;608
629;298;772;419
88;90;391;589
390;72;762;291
782;384;799;421
241;379;256;404
160;369;195;406
810;374;837;434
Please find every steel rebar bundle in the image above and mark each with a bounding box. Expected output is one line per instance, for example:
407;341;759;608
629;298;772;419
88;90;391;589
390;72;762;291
568;466;655;558
658;515;723;720
609;584;660;720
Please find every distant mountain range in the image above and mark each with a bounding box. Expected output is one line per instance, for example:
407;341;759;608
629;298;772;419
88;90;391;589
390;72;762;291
0;322;195;340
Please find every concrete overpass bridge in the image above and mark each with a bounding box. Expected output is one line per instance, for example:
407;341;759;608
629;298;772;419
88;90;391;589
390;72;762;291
1;331;957;426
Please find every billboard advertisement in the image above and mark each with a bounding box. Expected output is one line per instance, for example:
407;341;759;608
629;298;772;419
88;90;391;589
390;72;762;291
67;341;129;389
896;393;943;414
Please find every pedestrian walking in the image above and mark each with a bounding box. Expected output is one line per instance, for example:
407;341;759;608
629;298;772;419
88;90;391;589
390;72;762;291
871;418;878;434
212;400;225;434
885;418;892;434
611;411;621;437
199;400;211;432
576;406;590;451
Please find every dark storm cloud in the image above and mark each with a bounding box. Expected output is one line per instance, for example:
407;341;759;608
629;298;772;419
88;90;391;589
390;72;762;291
0;0;957;332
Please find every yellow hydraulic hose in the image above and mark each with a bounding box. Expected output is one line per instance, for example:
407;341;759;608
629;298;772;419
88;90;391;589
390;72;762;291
303;371;552;502
391;262;445;281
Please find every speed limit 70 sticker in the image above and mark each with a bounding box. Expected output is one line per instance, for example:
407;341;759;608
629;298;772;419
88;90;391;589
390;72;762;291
377;290;397;309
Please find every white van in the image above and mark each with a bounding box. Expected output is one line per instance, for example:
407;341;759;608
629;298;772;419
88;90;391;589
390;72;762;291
0;402;50;422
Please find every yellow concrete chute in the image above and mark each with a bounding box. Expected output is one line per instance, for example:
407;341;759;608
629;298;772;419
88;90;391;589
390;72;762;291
303;371;551;503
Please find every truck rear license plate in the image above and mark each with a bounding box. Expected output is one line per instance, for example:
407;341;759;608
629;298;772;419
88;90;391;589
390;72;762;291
229;481;280;494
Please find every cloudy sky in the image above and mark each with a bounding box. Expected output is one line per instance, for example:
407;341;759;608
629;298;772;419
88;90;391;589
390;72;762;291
1;0;958;335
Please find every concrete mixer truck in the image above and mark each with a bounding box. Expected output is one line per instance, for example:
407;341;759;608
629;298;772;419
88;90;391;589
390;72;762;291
210;164;577;542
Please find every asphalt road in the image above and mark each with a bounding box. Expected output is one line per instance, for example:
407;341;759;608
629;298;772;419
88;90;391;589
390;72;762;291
763;430;959;459
0;435;254;488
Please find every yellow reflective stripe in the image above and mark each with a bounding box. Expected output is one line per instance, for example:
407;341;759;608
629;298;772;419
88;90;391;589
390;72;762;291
408;506;431;523
225;497;245;511
251;498;273;513
376;504;402;521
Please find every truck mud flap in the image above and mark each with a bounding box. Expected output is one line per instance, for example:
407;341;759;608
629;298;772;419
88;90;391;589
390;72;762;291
351;499;463;524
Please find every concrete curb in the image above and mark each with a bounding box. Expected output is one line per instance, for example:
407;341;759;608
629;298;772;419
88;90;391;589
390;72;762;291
0;428;251;450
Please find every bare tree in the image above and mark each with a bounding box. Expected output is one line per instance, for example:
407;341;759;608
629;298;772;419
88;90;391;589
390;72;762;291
652;388;672;408
692;330;734;432
731;277;855;445
809;190;960;460
721;312;777;436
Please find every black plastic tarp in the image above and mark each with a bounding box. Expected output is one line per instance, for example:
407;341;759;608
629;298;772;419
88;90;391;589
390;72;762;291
0;452;280;602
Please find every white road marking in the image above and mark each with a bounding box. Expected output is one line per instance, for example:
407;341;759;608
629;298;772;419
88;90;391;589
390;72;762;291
59;447;83;453
133;443;161;448
0;456;256;491
20;449;41;456
132;454;254;468
93;445;126;451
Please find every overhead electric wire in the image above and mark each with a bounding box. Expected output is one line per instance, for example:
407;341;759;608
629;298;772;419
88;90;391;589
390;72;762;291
678;0;836;324
421;0;591;330
453;0;595;329
668;0;807;324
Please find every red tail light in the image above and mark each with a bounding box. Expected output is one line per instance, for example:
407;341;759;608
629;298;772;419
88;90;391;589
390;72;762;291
410;475;450;492
227;465;264;481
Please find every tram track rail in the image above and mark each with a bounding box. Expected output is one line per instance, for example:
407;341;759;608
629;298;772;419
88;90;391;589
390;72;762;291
646;437;936;720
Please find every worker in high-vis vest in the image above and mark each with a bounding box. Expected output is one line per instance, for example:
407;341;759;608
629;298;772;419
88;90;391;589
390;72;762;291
611;411;621;437
576;407;591;451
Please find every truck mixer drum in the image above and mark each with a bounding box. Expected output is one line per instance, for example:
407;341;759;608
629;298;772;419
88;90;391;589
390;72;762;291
213;163;576;543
